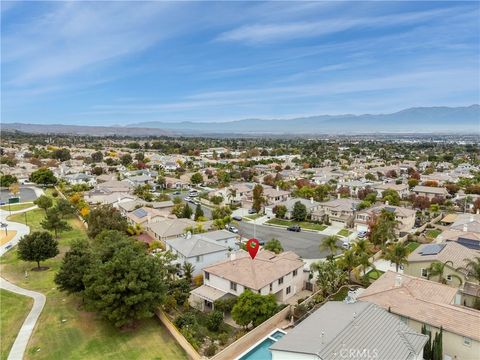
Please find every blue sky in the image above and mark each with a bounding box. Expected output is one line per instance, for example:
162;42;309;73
1;1;479;125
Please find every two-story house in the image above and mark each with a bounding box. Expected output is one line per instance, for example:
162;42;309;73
189;250;306;311
354;204;416;233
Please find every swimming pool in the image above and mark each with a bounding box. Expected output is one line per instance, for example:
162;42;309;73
237;329;286;360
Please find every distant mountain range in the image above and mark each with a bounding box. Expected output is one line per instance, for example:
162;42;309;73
2;105;479;136
129;105;480;134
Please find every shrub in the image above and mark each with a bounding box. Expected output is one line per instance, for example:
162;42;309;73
218;332;229;346
204;343;217;357
175;312;197;329
206;310;224;332
193;274;203;287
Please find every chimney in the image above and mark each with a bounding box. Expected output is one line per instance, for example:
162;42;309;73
394;274;402;287
310;197;314;204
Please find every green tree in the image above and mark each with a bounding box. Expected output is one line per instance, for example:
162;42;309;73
182;262;195;284
86;205;128;239
206;310;224;332
427;261;462;285
190;172;203;185
252;184;265;213
381;189;400;206
368;210;398;245
310;259;348;297
273;204;287;219
51;148;71;162
55;239;93;296
41;207;71;238
292;201;307;221
17;231;59;269
34;194;53;214
120;153;133;166
365;173;376;181
0;174;17;187
84;236;167;328
91;151;103;163
231;290;278;329
181;204;193;219
194;203;204;221
29;168;57;185
421;324;433;360
457;256;480;282
382;242;409;272
320;235;339;257
264;238;283;254
55;198;76;218
338;249;358;280
212;206;232;220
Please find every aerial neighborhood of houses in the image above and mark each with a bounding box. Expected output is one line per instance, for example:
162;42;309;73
1;134;479;360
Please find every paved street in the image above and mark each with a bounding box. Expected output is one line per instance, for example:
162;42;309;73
235;221;334;259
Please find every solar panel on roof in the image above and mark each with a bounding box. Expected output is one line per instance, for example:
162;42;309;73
456;237;480;250
132;208;148;218
419;244;446;256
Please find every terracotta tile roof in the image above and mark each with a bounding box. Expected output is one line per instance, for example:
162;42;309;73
358;271;480;340
203;250;304;290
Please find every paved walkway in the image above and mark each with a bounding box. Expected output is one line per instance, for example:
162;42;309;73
1;203;46;360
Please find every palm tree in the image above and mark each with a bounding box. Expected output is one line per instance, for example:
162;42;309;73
353;238;373;257
428;261;463;285
457;256;480;283
182;262;195;284
227;187;237;204
320;235;339;258
382;242;409;272
338;249;359;281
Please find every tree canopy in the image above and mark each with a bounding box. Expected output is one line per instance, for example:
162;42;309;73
17;231;59;269
29;168;57;185
86;205;128;239
231;290;278;329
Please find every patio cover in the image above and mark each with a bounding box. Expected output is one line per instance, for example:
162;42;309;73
190;285;229;303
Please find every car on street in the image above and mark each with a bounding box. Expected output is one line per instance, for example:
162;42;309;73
287;225;301;232
225;224;239;233
357;230;367;238
248;208;256;214
232;215;242;221
188;190;199;197
0;201;5;205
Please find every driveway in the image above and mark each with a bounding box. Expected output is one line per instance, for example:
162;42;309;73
235;221;335;259
0;205;46;360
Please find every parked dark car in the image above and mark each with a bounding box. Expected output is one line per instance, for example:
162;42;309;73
287;225;301;232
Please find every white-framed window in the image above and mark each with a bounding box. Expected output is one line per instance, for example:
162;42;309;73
286;286;291;295
278;277;284;285
463;337;472;347
230;281;237;291
293;269;298;277
204;272;209;281
421;268;428;278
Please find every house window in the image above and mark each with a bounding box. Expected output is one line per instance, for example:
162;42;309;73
230;282;237;291
463;337;472;347
421;268;428;278
269;283;273;292
446;275;452;281
278;277;284;285
286;286;291;295
204;272;209;281
293;269;298;277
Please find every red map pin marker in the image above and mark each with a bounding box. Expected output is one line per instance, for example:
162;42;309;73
246;238;260;259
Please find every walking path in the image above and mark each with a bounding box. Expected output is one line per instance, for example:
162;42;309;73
1;204;46;360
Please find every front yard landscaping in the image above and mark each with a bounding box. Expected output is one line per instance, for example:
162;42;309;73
365;269;385;282
405;241;421;253
0;203;34;211
425;229;442;239
337;229;352;237
1;196;187;360
266;218;327;231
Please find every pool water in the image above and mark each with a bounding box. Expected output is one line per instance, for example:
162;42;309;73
238;330;286;360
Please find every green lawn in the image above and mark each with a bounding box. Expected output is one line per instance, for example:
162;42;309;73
0;203;35;211
2;200;187;360
0;289;33;360
330;287;349;301
366;269;385;281
337;229;352;237
405;241;421;253
245;214;261;221
426;229;442;239
266;218;327;231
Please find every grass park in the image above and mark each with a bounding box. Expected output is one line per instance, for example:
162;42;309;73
0;203;35;212
0;192;187;360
